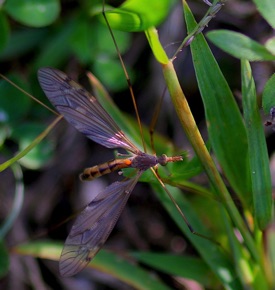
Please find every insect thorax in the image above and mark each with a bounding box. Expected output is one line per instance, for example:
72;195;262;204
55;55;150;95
130;153;161;171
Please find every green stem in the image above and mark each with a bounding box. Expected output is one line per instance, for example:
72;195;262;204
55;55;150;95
162;60;260;263
0;115;63;172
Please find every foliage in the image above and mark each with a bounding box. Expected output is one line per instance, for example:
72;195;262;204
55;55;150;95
0;0;274;289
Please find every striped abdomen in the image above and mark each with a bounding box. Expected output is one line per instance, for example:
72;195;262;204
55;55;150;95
80;159;132;181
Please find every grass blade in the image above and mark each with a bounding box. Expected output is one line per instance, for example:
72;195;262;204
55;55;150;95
14;241;172;290
184;3;251;206
241;59;272;230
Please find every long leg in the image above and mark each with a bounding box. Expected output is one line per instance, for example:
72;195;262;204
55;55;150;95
102;0;147;153
102;1;220;247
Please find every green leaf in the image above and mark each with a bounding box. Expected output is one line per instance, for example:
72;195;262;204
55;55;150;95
145;27;169;64
0;28;48;61
11;123;55;169
0;240;9;278
0;11;10;53
207;30;275;61
32;20;75;70
265;36;275;55
4;0;60;27
93;57;131;92
150;182;242;290
69;17;131;91
15;241;171;290
252;0;275;28
0;74;31;124
70;17;131;63
262;73;275;114
241;60;272;230
93;250;172;290
70;18;98;64
185;12;251;204
102;0;173;32
266;224;275;279
0;116;61;172
132;253;219;288
222;210;260;289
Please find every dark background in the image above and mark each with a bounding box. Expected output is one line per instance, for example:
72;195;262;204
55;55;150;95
0;0;274;289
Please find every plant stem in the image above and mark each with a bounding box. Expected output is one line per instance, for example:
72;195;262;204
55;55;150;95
162;60;260;263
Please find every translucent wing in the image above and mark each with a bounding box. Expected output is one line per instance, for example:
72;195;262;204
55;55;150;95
59;174;140;277
38;67;139;153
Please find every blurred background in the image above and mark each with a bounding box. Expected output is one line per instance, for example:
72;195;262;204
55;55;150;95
0;0;274;289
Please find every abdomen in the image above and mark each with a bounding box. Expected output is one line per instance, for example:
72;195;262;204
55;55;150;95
80;159;132;181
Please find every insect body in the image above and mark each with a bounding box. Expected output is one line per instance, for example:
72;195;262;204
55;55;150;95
80;153;182;181
38;67;182;277
80;158;132;181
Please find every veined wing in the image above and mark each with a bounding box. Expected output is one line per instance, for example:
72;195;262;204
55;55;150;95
38;67;139;154
59;173;140;277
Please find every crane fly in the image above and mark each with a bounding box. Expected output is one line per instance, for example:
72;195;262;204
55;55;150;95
38;67;183;277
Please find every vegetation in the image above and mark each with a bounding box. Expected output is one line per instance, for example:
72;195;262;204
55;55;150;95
0;0;274;289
